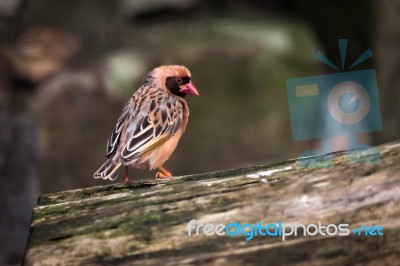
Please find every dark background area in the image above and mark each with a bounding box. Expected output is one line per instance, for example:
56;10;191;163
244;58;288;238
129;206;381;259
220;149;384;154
0;0;399;265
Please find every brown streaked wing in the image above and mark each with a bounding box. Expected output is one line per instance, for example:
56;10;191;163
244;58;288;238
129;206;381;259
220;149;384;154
120;96;183;163
106;101;132;158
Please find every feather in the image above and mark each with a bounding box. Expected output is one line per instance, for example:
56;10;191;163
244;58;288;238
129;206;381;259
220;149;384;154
93;159;121;180
120;96;184;163
106;102;131;158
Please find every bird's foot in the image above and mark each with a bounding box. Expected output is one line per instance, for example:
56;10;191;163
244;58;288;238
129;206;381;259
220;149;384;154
156;166;172;179
124;167;129;183
155;172;171;179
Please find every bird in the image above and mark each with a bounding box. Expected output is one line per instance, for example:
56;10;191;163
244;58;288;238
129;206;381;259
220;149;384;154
94;65;199;182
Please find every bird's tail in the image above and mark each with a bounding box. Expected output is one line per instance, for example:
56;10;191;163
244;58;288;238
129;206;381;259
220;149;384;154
93;159;122;180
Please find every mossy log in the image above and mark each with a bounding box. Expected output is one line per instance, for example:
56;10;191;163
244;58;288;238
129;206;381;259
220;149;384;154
24;141;400;265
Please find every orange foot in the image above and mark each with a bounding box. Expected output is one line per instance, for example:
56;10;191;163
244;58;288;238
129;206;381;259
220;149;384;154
124;166;129;183
156;166;172;179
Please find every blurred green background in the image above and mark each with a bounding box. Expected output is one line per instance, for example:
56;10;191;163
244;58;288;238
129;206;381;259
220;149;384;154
2;0;392;192
1;0;400;264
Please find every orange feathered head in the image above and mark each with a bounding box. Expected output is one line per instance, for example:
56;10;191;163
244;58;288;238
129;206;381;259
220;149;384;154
151;65;199;97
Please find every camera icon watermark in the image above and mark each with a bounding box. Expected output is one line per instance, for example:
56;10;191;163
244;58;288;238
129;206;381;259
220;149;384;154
286;39;382;167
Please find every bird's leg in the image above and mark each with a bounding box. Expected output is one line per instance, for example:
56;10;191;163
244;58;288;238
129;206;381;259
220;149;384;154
156;166;172;179
124;166;129;183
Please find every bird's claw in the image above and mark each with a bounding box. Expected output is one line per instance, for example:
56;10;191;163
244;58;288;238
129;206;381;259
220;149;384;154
156;166;172;179
156;172;172;179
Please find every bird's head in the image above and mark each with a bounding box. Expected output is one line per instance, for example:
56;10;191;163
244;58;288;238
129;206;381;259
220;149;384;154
152;65;199;98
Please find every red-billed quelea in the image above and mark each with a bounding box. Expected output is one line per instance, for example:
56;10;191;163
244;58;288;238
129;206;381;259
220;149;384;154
94;65;199;182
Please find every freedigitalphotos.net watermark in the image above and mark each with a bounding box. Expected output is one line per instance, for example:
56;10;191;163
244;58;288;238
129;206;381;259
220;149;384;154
186;219;384;241
286;39;382;167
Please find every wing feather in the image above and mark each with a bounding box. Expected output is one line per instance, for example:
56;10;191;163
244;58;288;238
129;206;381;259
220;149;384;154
120;98;183;163
106;103;131;158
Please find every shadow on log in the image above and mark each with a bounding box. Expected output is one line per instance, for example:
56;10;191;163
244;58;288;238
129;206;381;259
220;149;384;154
24;141;400;265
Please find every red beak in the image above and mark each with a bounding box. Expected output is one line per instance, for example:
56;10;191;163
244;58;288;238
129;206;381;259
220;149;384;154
179;81;199;96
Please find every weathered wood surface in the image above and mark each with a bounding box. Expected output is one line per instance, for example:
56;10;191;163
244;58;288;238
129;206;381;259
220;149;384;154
24;141;400;266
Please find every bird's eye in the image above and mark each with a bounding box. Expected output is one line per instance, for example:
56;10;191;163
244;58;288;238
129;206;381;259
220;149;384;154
176;77;183;85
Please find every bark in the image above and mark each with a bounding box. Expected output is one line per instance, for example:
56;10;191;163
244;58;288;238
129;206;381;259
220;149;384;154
24;141;400;266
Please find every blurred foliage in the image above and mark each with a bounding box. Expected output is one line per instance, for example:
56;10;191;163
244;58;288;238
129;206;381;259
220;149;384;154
0;0;397;195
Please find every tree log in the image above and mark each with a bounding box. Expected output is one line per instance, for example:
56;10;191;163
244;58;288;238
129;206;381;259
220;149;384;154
24;141;400;265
